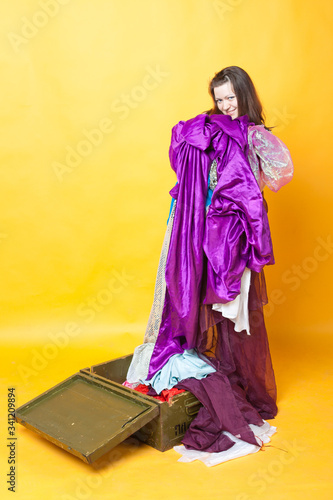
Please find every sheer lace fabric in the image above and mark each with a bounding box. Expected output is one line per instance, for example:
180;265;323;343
143;201;176;344
126;343;155;384
126;201;177;383
247;125;293;192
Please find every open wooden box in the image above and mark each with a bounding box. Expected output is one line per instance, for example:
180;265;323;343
15;354;201;464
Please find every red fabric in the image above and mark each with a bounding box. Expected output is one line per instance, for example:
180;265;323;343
134;384;185;403
161;387;186;403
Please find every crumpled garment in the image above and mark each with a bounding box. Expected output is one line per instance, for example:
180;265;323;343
126;343;155;384
145;349;216;395
123;382;185;403
173;420;276;467
148;113;274;378
175;370;266;451
151;386;186;403
247;125;293;192
212;267;251;335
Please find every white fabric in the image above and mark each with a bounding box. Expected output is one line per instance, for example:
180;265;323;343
173;420;276;467
212;267;251;335
126;343;155;384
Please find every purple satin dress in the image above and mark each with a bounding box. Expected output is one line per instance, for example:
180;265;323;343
147;113;280;451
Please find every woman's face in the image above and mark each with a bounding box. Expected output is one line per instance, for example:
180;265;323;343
214;81;238;119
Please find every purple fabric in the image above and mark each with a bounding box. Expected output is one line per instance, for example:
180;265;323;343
175;290;278;451
176;372;262;451
147;114;274;378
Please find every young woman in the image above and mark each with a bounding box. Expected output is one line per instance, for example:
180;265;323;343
127;66;293;465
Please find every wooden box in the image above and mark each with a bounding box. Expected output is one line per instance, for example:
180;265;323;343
15;354;201;464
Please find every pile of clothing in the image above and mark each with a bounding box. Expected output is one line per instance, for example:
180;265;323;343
125;113;293;465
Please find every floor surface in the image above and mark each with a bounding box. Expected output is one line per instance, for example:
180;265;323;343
1;328;332;500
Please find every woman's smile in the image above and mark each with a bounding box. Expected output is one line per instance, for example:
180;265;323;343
213;80;239;119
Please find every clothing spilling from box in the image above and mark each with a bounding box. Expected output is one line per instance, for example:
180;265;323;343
14;114;292;467
126;114;293;466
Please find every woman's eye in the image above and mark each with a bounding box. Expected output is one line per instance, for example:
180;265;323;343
228;96;235;100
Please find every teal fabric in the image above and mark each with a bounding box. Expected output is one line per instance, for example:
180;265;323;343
167;173;213;225
145;349;216;394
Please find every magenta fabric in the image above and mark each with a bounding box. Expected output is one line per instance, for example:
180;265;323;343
147;114;274;379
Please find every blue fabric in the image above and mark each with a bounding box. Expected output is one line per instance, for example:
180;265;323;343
168;174;212;225
206;174;213;210
167;196;176;225
145;349;216;394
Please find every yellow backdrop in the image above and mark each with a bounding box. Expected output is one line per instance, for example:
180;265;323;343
1;1;332;499
1;0;332;342
0;0;333;342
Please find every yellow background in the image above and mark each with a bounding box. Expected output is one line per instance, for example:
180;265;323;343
0;1;332;499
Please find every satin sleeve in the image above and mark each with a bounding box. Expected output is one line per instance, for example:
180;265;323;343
247;125;294;192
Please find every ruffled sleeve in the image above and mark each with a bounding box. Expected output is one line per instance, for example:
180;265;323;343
247;125;293;192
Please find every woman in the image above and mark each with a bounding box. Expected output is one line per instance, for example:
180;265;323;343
127;66;293;465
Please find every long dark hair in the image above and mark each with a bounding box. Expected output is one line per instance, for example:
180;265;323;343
207;66;267;127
